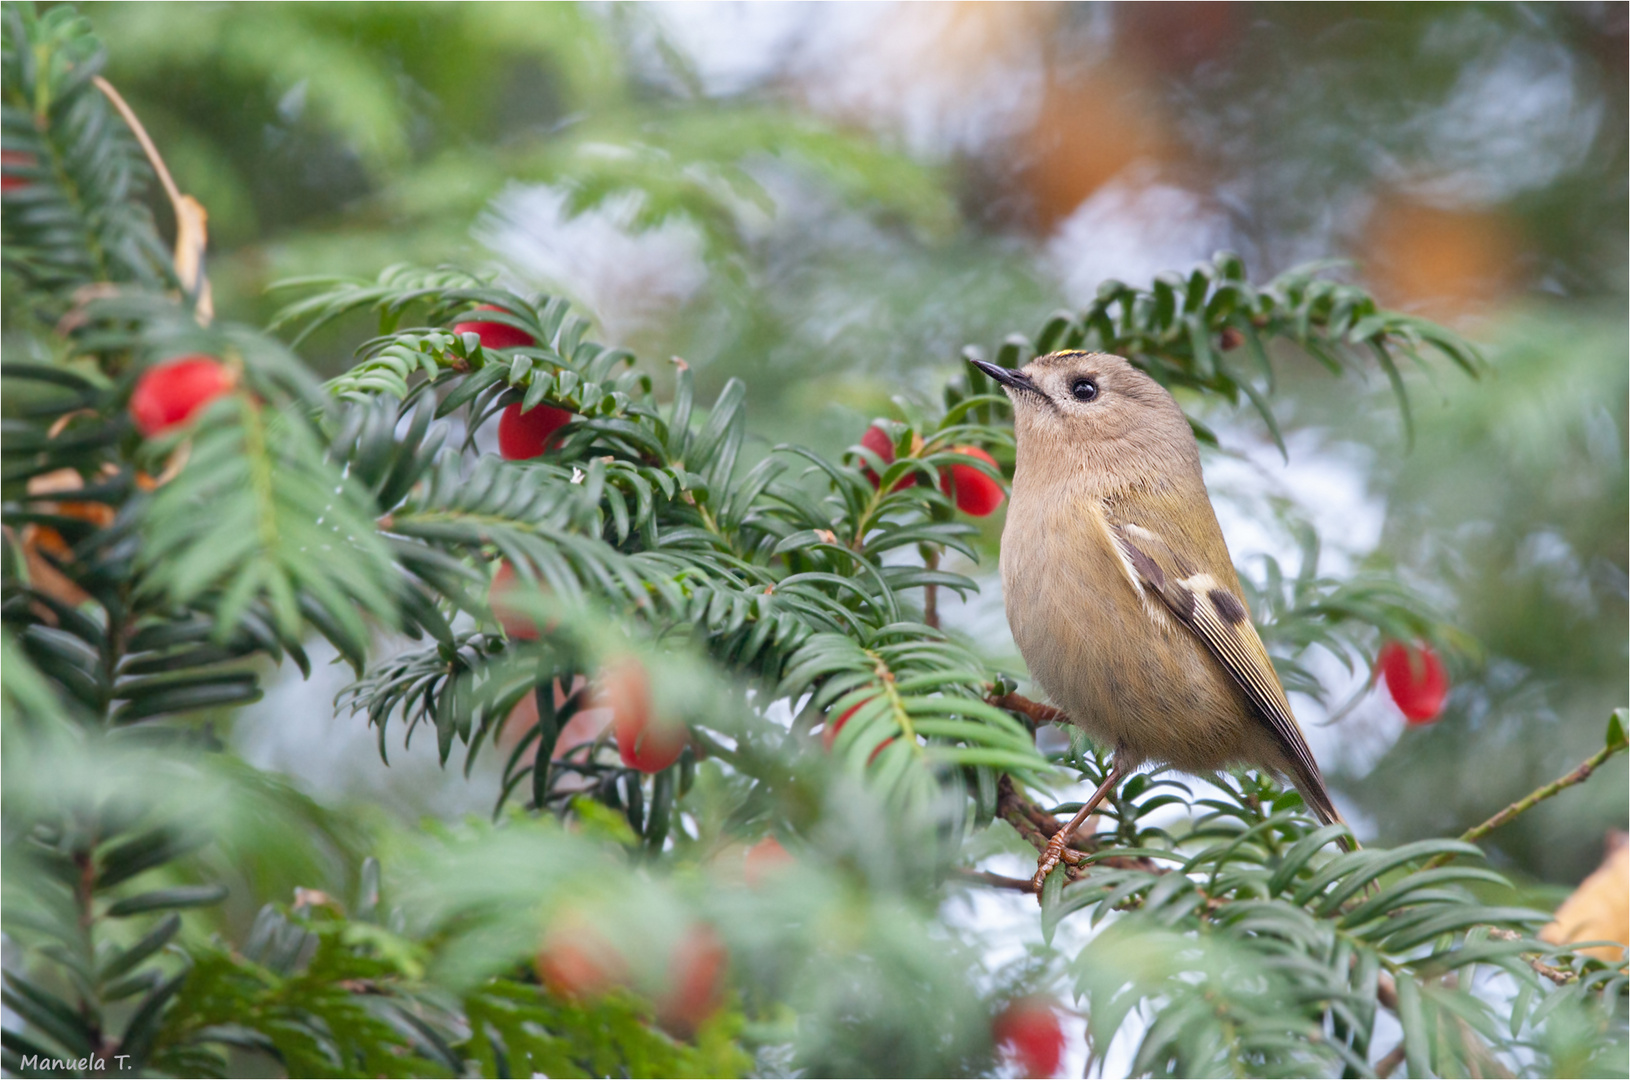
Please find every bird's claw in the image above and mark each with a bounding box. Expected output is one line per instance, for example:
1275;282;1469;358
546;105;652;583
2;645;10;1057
1031;834;1068;897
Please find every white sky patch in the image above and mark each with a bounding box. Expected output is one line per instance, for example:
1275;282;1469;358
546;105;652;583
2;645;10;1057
644;1;821;96
1386;33;1602;208
234;638;505;821
703;2;1052;159
1202;425;1385;580
1047;166;1232;307
477;184;709;343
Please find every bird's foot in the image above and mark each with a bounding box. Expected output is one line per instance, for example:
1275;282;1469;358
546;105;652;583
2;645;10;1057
1026;752;1125;902
1031;833;1070;896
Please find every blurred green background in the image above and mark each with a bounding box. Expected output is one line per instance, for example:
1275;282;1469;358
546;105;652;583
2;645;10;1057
84;1;1627;886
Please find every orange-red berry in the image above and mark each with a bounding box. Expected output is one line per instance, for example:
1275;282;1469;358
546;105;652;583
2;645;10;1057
454;304;535;350
860;425;917;492
1378;640;1449;724
489;560;542;640
497;401;573;459
535;919;625;1000
743;836;793;887
940;445;1005;516
993;998;1065;1079
129;355;235;437
658;926;727;1033
596;657;686;773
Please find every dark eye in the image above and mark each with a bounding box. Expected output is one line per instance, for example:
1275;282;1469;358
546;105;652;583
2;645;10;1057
1070;377;1098;402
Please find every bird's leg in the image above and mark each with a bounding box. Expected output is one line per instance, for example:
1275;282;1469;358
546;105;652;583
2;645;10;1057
1032;755;1128;895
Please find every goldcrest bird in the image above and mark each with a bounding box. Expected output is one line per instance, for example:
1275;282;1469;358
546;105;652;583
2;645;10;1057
968;351;1350;891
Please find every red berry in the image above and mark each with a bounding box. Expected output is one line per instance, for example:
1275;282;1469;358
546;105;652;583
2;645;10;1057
1;150;34;193
860;425;917;492
1378;641;1449;724
940;445;1005;516
596;658;686;773
743;836;793;887
497;401;573;459
536;918;625;1000
658;926;727;1033
129;355;235;437
453;304;535;350
489;559;542;640
993;998;1065;1079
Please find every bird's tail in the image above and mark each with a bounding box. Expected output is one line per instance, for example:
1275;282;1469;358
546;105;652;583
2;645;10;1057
1291;766;1358;853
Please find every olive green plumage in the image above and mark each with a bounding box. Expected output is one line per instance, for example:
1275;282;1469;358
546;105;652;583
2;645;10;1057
986;350;1346;835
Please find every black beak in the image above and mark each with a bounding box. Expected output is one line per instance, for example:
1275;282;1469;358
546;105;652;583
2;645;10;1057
968;358;1041;396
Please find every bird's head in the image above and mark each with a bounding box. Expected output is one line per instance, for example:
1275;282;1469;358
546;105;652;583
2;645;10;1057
968;350;1197;480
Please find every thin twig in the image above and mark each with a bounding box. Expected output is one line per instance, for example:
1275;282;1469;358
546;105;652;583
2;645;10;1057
951;868;1037;893
1375;971;1399;1013
997;775;1086;881
995;775;1162;880
1485;927;1575;986
987;691;1067;727
1426;737;1627;869
1380;743;1614;1009
1356;964;1409;1076
922;546;939;630
1455;1012;1510;1080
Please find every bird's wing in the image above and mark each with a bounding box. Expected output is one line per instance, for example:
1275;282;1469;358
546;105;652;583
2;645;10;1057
1107;519;1346;833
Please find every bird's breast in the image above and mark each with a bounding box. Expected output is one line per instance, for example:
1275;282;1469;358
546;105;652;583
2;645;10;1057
999;485;1252;767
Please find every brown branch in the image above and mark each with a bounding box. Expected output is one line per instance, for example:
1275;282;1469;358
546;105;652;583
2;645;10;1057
1425;736;1627;870
1486;927;1575;986
952;868;1037;894
1375;971;1399;1013
995;775;1163;884
1455;1012;1511;1080
987;691;1067;727
922;545;939;630
1364;971;1410;1076
997;775;1086;882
